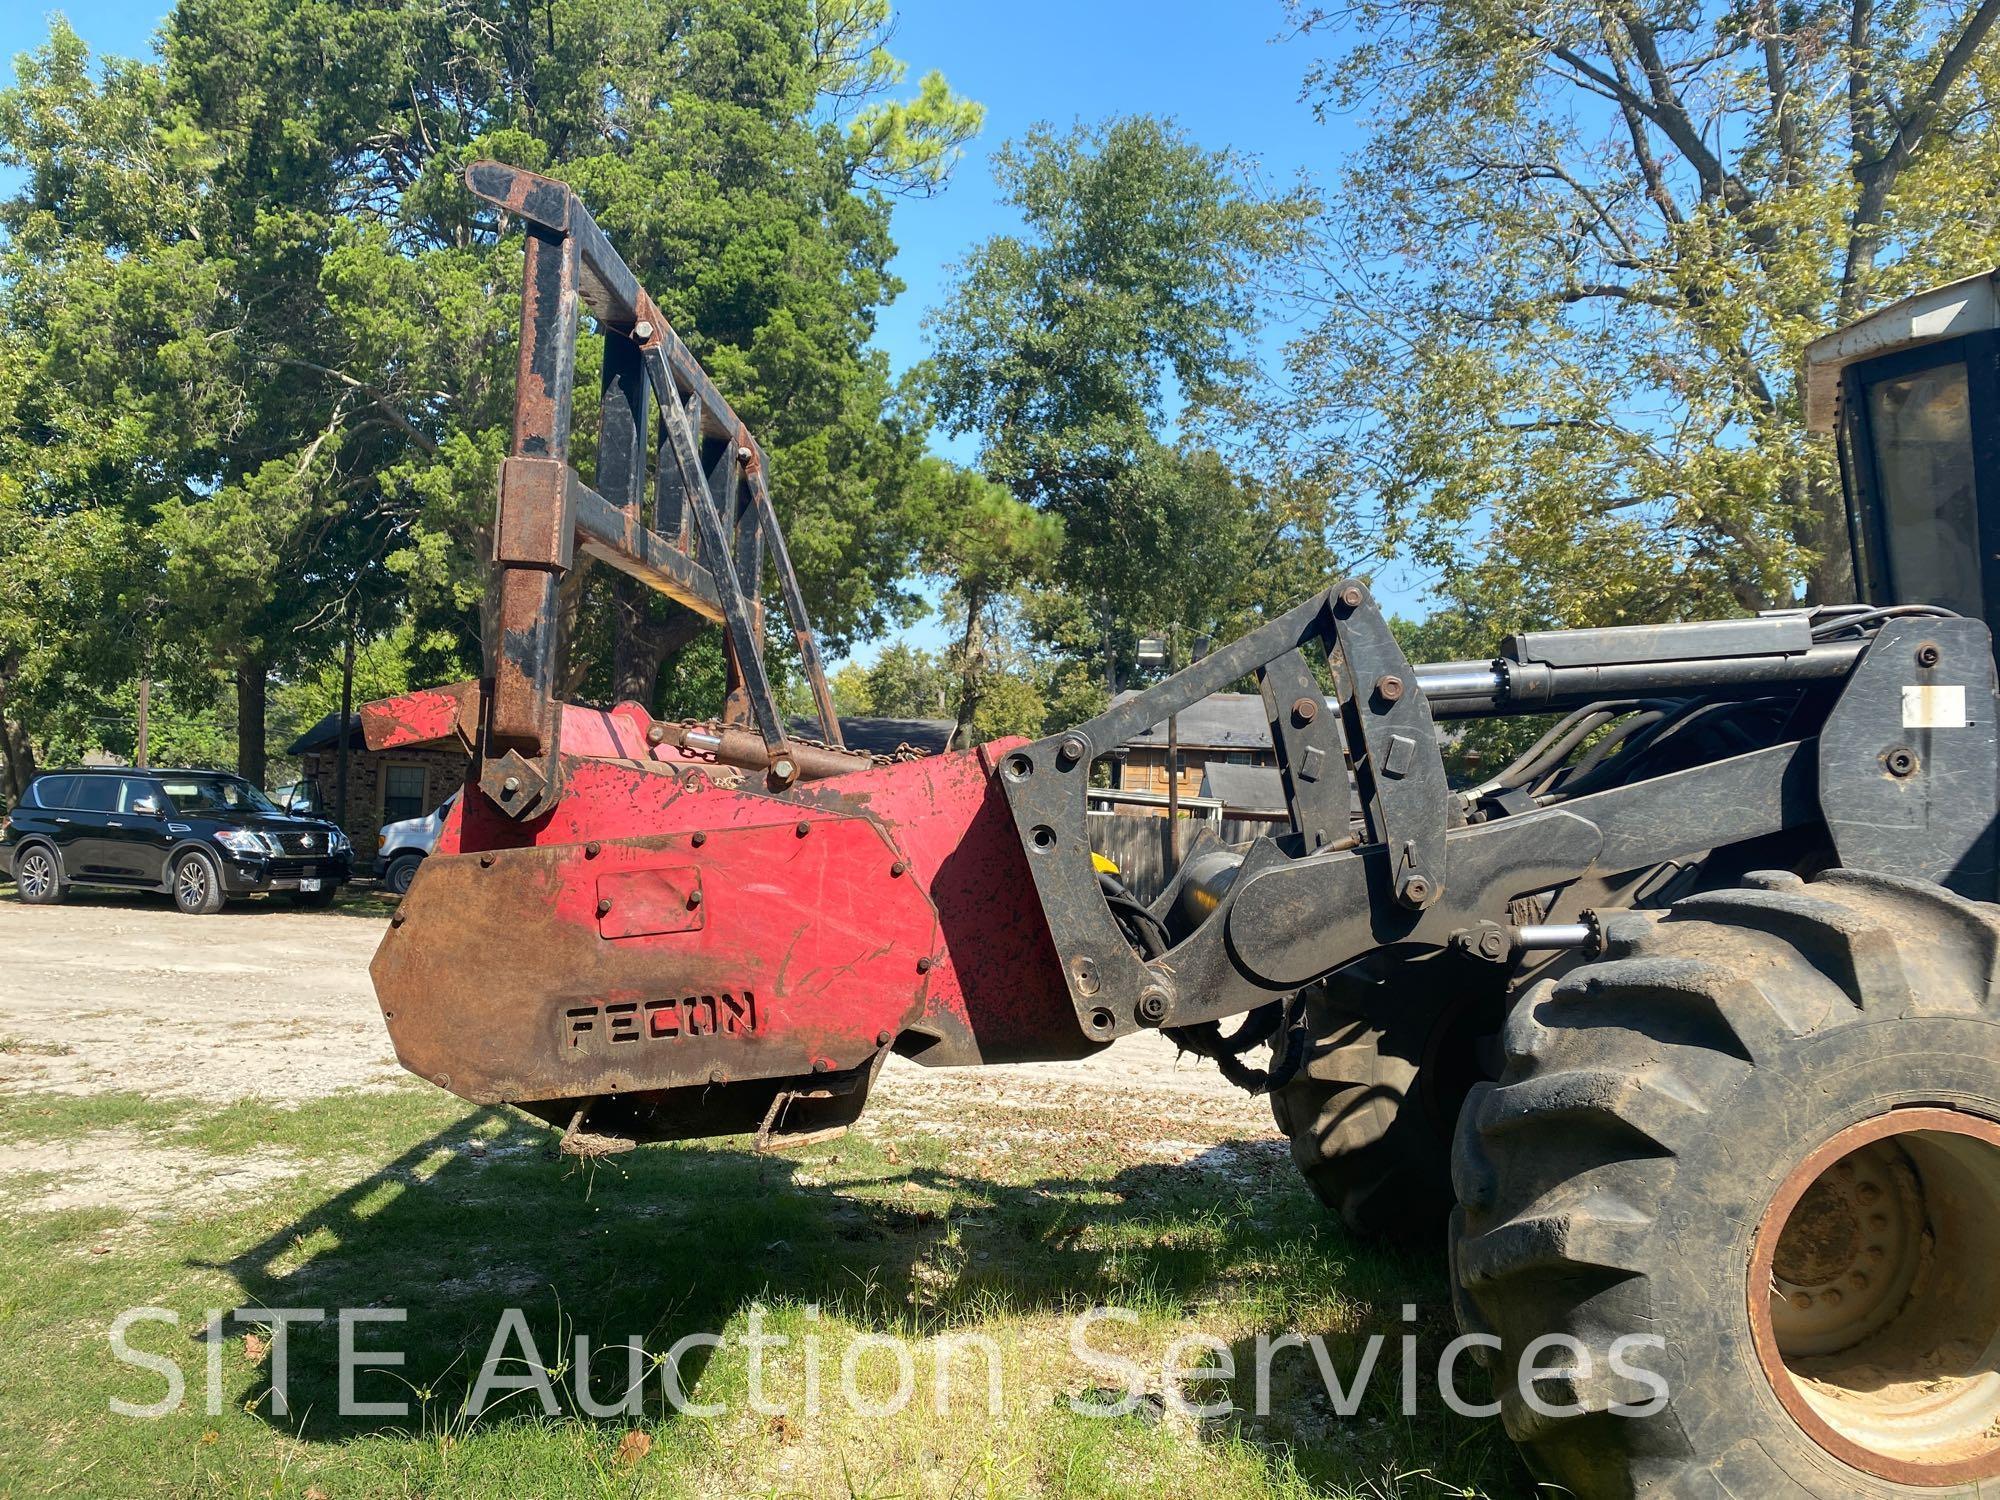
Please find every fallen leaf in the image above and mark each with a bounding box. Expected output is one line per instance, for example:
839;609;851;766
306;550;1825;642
305;1488;329;1500
244;1333;267;1363
768;1414;796;1443
614;1430;652;1468
89;1245;109;1256
200;1429;219;1445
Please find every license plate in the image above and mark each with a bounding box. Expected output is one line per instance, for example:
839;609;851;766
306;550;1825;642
299;878;322;892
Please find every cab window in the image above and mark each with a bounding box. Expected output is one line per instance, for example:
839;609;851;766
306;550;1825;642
1865;359;1983;616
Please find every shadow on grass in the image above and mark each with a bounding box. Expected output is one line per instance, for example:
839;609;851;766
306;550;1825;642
203;1108;1522;1492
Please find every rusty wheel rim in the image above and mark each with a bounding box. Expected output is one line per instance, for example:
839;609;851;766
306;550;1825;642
1749;1107;2000;1486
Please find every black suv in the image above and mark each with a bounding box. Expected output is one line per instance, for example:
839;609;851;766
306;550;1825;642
3;768;353;914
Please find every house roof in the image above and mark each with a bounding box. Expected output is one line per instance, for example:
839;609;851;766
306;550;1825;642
1110;690;1272;752
789;717;957;756
1198;760;1288;814
288;711;373;755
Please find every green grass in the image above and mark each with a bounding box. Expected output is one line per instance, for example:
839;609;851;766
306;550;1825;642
0;1081;1527;1498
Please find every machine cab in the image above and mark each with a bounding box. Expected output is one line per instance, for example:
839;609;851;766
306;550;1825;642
1806;270;2000;634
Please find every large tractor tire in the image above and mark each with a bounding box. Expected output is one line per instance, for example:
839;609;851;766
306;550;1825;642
1273;958;1504;1238
1451;870;2000;1497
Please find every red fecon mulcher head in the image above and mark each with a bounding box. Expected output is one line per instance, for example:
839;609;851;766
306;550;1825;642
366;165;1093;1152
364;165;2000;1497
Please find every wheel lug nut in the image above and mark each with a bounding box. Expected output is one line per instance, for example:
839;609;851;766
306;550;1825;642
1850;1272;1870;1290
1856;1182;1882;1205
1865;1245;1886;1262
1792;1292;1814;1309
1823;1289;1844;1307
1868;1212;1889;1230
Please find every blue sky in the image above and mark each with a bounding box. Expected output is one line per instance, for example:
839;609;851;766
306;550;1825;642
5;3;1396;663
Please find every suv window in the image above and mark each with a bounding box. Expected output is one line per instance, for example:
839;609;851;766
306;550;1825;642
118;777;163;813
71;777;120;813
26;775;74;809
157;774;279;815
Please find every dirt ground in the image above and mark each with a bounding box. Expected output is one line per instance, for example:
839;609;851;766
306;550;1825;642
0;891;1274;1124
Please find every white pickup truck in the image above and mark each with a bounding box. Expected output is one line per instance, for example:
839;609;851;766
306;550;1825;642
374;791;458;895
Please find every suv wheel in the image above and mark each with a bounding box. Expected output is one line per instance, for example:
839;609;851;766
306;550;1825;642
12;845;64;905
383;853;422;897
173;851;225;915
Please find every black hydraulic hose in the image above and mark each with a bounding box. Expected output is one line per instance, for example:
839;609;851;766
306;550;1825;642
1478;702;1631;794
1561;709;1666;782
1810;604;1957;639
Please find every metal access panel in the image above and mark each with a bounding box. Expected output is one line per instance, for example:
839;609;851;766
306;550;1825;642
1818;616;2000;900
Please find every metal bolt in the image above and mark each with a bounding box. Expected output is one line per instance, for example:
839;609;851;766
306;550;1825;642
686;889;702;908
584;841;601;858
691;830;707;848
1137;988;1170;1024
1402;874;1432;905
1338;584;1365;609
632;319;654;341
709;1069;726;1085
1059;736;1088;765
1071;957;1100;997
1478;929;1508;960
890;860;909;877
1291;696;1318;723
1886;748;1918;778
501;776;520;799
646;722;670;745
771;755;798;784
737;446;753;463
1917;642;1942;668
876;1030;893;1047
916;956;934;974
391;910;407;928
796;820;811;837
812;1059;830;1074
479;853;496;868
596;897;613;917
1375;674;1405;703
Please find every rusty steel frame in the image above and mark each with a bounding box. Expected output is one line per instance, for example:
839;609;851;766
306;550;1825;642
467;161;842;819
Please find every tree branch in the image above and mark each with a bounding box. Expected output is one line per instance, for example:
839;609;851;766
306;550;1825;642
251;355;440;457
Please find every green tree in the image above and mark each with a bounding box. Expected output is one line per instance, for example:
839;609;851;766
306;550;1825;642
924;116;1321;693
0;2;980;778
1280;0;2000;632
908;460;1063;747
855;643;952;719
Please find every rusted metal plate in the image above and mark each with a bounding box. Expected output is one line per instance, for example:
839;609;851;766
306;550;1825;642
361;681;479;751
595;864;704;938
371;812;939;1104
